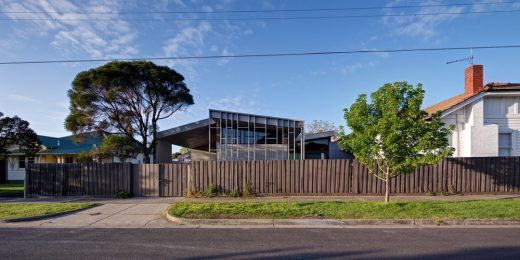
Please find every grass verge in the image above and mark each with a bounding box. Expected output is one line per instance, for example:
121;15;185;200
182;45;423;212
0;202;95;220
169;200;520;220
0;181;24;197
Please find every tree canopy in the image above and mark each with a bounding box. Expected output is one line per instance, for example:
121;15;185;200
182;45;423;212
305;120;339;134
337;82;453;202
98;134;140;162
0;112;41;159
65;61;194;163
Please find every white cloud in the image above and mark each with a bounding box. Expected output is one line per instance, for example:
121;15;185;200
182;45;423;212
165;94;266;127
472;0;520;12
57;101;69;109
0;0;138;59
340;61;378;75
0;39;20;57
10;94;35;102
383;0;464;39
162;21;213;81
217;48;232;66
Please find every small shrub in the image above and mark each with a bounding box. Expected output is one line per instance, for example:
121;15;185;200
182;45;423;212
204;184;218;198
228;189;242;198
448;184;456;194
441;191;450;196
186;189;204;198
114;191;131;199
242;181;256;198
425;191;436;196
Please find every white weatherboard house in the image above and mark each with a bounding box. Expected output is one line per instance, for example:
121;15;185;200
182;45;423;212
424;65;520;157
6;134;143;181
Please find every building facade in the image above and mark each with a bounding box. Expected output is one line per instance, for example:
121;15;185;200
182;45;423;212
156;109;304;162
302;131;353;159
209;110;304;160
424;65;520;157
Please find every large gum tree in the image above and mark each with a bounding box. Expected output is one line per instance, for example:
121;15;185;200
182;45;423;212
65;61;194;163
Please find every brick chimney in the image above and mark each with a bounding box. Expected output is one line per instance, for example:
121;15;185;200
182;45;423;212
465;64;483;96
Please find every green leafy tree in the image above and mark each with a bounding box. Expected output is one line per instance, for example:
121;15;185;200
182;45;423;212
338;82;453;203
172;147;189;160
0;112;41;159
75;151;95;163
65;61;194;163
99;135;140;162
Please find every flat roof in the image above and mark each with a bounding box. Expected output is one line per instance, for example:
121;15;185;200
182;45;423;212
156;118;211;150
303;131;337;141
209;109;304;123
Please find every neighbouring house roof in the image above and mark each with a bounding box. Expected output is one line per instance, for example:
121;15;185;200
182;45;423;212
423;82;520;116
37;134;103;155
11;134;103;155
301;131;337;141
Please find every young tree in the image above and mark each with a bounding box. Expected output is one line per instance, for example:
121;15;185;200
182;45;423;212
337;82;453;203
305;120;339;134
98;135;141;162
0;112;41;159
65;61;194;163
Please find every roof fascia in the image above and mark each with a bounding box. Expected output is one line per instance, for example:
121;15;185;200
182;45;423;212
441;91;520;118
441;92;486;118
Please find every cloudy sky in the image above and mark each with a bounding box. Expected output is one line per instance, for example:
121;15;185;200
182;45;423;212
1;0;520;150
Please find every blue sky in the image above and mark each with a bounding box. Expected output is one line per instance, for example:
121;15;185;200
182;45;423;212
1;0;520;151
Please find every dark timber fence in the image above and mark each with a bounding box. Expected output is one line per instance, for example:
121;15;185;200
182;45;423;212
26;157;520;197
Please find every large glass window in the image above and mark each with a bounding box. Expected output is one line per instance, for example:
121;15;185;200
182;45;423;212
211;111;303;160
499;133;512;156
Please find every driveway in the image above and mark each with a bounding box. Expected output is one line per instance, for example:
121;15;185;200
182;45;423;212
1;198;178;228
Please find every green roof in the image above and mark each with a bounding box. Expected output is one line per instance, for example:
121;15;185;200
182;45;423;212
37;134;103;155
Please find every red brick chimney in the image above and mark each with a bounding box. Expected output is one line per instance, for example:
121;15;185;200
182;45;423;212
465;65;483;96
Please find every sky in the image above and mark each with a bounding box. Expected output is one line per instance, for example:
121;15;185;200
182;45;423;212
1;0;520;152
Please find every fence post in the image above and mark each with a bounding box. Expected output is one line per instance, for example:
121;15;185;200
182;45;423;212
24;165;29;198
187;162;193;194
128;163;134;196
60;164;65;196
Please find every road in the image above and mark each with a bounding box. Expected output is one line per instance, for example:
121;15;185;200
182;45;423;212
1;228;520;259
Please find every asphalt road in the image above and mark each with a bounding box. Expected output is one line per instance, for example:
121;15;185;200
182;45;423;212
1;228;520;259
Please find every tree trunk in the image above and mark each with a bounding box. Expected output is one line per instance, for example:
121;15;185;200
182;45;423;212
384;171;390;203
143;147;151;163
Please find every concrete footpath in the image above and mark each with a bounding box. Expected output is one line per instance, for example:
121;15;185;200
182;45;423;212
1;195;520;229
0;199;176;228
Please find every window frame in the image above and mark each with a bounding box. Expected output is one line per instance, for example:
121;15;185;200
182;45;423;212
18;156;26;169
498;132;514;157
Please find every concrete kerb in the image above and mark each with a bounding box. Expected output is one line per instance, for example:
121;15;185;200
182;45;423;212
165;211;520;228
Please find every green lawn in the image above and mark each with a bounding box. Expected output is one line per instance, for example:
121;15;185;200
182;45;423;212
0;202;95;220
169;200;520;220
0;181;24;197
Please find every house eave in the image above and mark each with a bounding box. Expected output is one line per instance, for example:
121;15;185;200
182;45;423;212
441;91;520;118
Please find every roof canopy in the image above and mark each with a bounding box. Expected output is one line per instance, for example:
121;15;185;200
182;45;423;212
156;109;304;151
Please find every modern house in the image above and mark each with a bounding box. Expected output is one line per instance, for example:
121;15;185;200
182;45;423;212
301;131;353;159
424;64;520;157
156;109;353;162
156;109;305;162
6;134;106;180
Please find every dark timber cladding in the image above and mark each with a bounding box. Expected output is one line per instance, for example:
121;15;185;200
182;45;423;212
208;109;304;161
